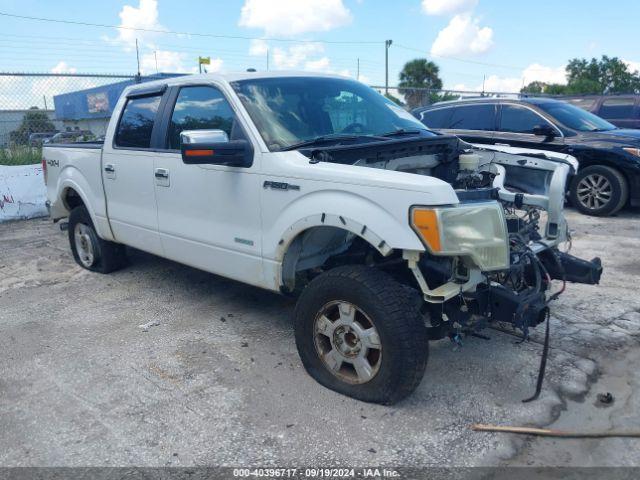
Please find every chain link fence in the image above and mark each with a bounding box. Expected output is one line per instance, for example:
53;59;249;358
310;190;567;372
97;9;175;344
0;73;175;165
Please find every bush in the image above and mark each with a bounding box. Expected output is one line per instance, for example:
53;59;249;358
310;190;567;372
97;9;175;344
0;146;42;166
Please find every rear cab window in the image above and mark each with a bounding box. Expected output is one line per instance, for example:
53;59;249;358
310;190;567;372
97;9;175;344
114;95;162;149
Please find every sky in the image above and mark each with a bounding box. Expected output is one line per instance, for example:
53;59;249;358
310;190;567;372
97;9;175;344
0;0;639;93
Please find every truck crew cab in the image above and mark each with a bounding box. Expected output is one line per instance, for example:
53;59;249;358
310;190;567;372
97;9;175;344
43;72;602;404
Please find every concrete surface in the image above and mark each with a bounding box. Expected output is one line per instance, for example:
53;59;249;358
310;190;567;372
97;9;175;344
0;209;638;467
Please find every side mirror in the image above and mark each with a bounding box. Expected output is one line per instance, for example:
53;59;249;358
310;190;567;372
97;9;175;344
180;129;253;167
532;124;556;137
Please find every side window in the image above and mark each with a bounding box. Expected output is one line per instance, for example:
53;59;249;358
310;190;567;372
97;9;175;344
168;86;237;150
448;104;496;131
499;105;551;134
115;95;162;148
599;98;635;119
567;98;597;111
420;108;453;129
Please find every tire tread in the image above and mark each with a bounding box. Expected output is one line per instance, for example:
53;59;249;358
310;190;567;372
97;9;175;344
294;265;428;404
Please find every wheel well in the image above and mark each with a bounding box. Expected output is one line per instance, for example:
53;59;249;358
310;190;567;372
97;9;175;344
62;188;85;212
281;226;389;293
573;159;630;188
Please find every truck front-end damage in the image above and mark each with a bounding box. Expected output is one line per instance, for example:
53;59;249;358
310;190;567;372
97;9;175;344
402;140;603;341
307;135;602;341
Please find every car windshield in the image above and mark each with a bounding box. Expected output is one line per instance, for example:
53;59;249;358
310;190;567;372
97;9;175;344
230;76;431;151
537;101;617;132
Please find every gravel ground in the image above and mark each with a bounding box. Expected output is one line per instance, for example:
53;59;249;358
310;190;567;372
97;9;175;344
0;209;638;467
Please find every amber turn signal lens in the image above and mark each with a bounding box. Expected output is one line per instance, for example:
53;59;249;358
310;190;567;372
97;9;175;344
185;149;214;157
412;209;441;252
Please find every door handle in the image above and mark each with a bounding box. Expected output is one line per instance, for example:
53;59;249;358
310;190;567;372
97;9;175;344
154;168;169;178
104;164;115;173
494;143;511;146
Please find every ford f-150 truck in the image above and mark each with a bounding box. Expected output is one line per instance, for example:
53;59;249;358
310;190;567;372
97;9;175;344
43;72;602;404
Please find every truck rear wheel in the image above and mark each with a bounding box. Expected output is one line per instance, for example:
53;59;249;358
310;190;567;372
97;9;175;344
68;206;127;274
294;265;428;405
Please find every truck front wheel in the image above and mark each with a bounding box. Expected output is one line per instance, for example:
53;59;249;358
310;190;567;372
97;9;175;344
294;265;428;405
68;206;127;274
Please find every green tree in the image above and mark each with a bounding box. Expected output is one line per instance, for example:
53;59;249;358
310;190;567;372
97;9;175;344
521;81;568;94
398;59;443;109
522;55;640;95
565;56;640;93
545;83;569;95
10;107;56;145
521;81;547;94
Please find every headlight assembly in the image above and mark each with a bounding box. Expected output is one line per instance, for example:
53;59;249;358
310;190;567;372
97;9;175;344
410;202;509;271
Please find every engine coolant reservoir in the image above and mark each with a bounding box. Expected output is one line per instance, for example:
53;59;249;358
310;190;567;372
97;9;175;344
458;152;481;172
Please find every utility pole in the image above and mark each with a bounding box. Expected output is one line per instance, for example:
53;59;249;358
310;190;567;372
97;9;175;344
357;58;360;81
385;39;393;94
482;74;486;96
266;48;269;71
135;38;141;81
154;51;159;74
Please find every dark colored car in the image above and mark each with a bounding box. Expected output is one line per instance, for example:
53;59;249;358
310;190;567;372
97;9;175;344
28;132;57;146
413;98;640;216
49;130;95;144
561;95;640;129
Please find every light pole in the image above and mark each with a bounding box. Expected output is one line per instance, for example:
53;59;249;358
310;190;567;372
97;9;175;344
385;39;393;94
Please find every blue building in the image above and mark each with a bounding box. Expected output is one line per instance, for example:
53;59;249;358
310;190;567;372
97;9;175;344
53;74;183;135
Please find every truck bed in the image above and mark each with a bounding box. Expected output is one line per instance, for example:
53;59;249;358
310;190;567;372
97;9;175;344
43;143;108;232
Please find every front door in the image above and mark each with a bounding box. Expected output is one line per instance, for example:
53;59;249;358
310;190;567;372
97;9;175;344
493;103;565;152
102;91;165;255
152;84;265;288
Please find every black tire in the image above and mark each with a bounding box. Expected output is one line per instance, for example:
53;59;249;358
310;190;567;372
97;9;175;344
68;206;127;274
294;265;428;405
569;165;628;216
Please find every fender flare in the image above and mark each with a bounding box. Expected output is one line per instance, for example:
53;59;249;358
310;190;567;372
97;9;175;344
57;172;113;240
275;213;394;264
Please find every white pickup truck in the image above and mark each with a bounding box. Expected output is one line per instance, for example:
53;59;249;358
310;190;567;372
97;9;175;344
43;72;602;404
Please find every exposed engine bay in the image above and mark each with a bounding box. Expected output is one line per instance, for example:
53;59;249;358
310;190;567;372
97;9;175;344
299;135;603;343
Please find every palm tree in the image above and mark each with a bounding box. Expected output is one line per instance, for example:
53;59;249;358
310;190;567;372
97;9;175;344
398;59;443;109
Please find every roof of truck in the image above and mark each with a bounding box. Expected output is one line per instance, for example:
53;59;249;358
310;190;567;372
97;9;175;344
124;70;350;94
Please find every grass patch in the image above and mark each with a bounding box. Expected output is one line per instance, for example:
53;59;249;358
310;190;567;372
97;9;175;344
0;146;42;166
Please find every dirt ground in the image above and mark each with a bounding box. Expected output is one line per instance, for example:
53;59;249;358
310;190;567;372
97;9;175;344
0;209;639;467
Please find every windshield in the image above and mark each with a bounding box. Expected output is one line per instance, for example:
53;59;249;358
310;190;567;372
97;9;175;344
230;77;431;151
537;101;617;132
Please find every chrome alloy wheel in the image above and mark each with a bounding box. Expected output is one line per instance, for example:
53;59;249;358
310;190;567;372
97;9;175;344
313;301;382;384
576;173;613;210
74;223;95;267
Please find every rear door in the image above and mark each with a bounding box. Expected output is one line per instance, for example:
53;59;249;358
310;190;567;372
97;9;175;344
493;103;565;151
597;97;638;129
416;106;453;131
101;86;167;255
440;103;497;144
